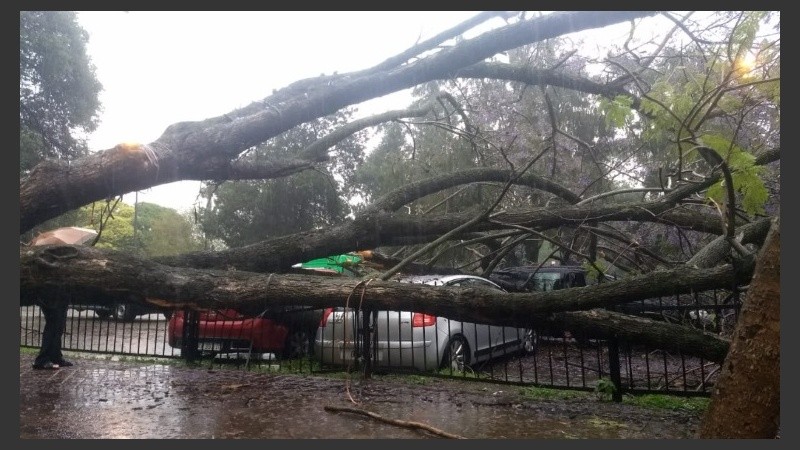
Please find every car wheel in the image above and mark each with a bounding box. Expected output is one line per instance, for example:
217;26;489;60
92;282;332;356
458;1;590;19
282;329;312;359
521;328;537;354
113;303;136;322
442;336;470;372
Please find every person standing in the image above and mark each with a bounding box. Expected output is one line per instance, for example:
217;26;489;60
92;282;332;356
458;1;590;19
28;226;97;370
32;302;72;370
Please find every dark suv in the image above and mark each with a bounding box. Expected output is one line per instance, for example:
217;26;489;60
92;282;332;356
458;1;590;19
489;265;597;343
489;265;588;293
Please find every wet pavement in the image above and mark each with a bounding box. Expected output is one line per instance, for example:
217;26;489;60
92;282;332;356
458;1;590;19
19;352;702;439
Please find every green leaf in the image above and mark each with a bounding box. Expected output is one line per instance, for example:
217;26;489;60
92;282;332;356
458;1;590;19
599;95;634;129
701;134;768;216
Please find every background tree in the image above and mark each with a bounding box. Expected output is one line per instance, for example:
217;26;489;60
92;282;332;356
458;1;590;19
198;110;366;248
135;202;205;256
23;200;204;257
19;11;102;175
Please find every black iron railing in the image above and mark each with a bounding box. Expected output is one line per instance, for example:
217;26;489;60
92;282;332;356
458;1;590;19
20;289;740;397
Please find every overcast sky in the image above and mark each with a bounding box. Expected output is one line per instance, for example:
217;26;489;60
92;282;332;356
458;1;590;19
76;11;489;212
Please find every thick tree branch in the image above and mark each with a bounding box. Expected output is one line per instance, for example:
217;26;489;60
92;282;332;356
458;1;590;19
20;11;654;233
686;217;772;269
23;245;753;318
21;243;747;362
551;309;730;363
299;106;434;161
367;167;580;213
210;106;437;181
456;61;638;106
361;11;512;76
152;195;728;274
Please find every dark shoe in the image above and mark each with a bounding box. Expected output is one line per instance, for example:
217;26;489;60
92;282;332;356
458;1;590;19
56;359;74;367
32;361;60;370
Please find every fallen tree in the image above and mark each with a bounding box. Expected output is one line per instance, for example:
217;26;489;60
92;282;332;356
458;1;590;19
21;240;753;362
20;13;780;435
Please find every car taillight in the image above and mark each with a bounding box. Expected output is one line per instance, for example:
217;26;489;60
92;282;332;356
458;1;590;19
319;308;334;327
412;313;436;327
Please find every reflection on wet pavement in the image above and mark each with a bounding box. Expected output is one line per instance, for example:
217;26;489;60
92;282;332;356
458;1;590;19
19;354;700;439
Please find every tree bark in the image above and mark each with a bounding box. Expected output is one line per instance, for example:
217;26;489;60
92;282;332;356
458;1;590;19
21;243;749;362
550;309;730;363
151;201;726;274
698;217;780;438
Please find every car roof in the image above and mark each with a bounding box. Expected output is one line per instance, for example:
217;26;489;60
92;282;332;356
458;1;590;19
493;265;585;275
397;274;502;288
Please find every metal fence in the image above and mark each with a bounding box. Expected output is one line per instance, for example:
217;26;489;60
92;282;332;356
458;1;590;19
20;288;741;398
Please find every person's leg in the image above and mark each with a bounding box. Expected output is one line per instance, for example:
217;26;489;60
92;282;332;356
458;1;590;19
33;304;60;369
50;303;71;366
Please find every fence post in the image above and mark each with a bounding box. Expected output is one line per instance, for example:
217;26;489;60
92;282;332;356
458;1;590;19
361;308;373;379
607;336;623;402
181;309;200;362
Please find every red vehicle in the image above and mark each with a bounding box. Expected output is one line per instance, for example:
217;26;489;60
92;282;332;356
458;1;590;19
166;258;361;359
167;308;319;359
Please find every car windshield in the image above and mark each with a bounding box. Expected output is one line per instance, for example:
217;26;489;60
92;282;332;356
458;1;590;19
528;272;563;291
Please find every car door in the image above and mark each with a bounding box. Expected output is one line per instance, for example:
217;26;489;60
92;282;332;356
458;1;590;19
470;277;522;356
446;278;506;361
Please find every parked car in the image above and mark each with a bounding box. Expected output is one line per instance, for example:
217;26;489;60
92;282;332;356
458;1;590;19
71;302;172;322
167;307;317;358
315;274;536;372
167;255;362;359
489;265;617;344
488;265;589;293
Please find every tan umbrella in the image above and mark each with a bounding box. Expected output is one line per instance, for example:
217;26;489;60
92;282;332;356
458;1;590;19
30;226;98;246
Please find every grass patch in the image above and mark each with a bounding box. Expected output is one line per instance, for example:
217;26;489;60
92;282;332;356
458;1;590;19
434;368;483;379
518;386;591;401
373;372;442;385
588;417;628;429
624;394;710;412
376;373;432;385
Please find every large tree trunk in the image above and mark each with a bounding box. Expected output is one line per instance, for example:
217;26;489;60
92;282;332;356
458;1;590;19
549;309;731;363
21;243;747;362
698;217;780;438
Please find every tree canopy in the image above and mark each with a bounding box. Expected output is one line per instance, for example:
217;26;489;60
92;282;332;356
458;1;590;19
19;11;102;174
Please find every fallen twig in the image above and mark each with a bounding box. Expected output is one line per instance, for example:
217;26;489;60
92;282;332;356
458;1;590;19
323;405;466;439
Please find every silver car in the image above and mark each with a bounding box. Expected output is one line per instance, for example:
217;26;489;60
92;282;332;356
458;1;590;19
314;274;536;372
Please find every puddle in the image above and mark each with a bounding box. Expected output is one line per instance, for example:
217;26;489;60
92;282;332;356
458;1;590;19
19;354;701;439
